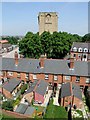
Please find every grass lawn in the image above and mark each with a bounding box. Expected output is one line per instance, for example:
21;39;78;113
44;99;68;118
33;105;44;113
0;113;15;120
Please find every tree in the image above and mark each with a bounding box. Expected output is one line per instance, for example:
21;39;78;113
40;31;52;58
2;36;19;45
19;32;42;58
2;101;13;111
21;84;27;94
19;31;82;59
82;33;90;42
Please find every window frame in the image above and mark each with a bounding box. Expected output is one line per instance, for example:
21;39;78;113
65;75;70;80
76;76;80;82
45;74;49;80
33;74;37;80
54;75;58;81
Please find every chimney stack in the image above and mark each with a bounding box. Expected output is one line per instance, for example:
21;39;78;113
70;57;74;69
14;51;18;66
39;54;46;68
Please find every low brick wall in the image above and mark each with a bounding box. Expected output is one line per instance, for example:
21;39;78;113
1;109;31;118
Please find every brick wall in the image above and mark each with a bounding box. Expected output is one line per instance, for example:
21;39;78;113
61;96;83;109
1;70;90;88
1;109;33;118
2;88;12;99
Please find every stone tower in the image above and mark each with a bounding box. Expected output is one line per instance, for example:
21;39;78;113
38;12;58;35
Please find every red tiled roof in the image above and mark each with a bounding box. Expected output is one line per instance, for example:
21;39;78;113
0;40;8;44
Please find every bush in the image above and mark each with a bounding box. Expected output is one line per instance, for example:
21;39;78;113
13;95;21;106
21;84;27;95
2;101;13;111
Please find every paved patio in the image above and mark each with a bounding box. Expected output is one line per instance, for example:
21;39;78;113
53;89;60;106
41;90;53;107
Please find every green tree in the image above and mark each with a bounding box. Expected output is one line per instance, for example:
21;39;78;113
82;33;90;42
40;31;52;58
21;84;27;94
2;101;13;111
19;31;82;59
19;32;42;58
2;36;19;45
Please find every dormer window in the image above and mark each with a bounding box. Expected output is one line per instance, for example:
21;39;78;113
73;47;77;52
78;48;82;52
83;48;88;52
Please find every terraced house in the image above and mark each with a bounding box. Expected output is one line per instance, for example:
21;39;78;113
0;42;90;108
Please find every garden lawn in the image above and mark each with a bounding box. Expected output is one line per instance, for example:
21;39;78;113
44;99;68;118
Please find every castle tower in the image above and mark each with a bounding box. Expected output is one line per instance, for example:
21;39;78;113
38;12;58;35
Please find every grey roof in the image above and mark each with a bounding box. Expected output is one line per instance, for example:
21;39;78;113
71;42;90;50
0;57;2;71
2;44;12;49
61;82;82;100
3;78;21;93
72;83;82;100
2;58;44;73
1;57;90;76
25;80;38;94
15;103;28;114
88;62;90;76
24;106;35;115
35;80;48;96
61;82;71;98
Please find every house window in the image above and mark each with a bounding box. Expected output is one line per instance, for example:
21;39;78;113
73;54;76;58
0;71;3;76
25;73;29;79
83;55;86;58
80;85;84;90
83;48;88;52
8;72;13;76
78;54;81;58
65;76;70;80
73;47;77;52
86;78;90;84
17;72;20;78
76;76;80;82
45;74;48;80
54;75;58;81
78;48;82;52
33;74;37;79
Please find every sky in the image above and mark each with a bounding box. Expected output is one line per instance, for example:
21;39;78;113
1;2;88;36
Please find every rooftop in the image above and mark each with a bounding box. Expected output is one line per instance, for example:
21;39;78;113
35;80;48;96
3;78;21;93
60;82;82;100
1;57;90;77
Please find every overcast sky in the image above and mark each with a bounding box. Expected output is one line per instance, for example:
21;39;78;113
1;2;88;36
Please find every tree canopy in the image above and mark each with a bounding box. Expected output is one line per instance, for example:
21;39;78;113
82;33;90;42
2;36;19;45
19;31;83;59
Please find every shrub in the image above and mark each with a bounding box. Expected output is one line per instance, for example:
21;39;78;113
21;84;27;95
2;101;13;111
